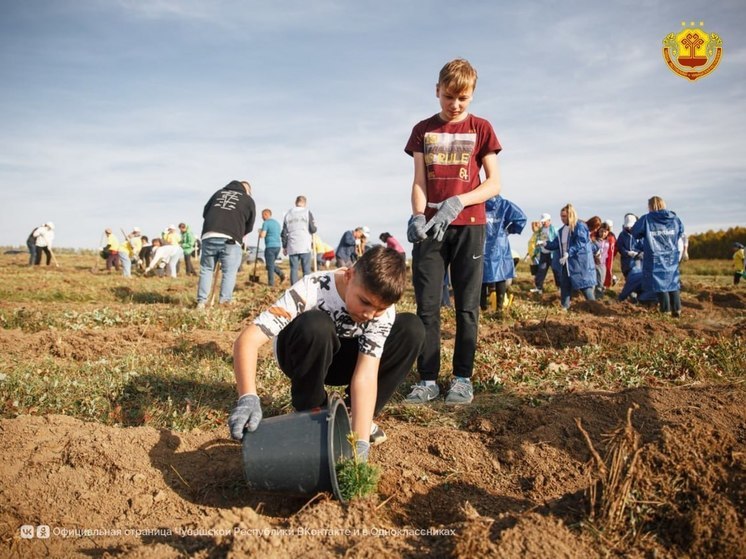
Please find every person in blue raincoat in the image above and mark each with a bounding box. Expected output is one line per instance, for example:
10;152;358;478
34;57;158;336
617;213;644;280
631;196;685;317
545;203;596;310
617;258;658;304
480;195;527;316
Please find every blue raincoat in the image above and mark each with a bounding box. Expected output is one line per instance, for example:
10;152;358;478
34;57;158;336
616;228;644;277
482;196;527;283
617;260;658;302
631;210;684;293
546;221;596;290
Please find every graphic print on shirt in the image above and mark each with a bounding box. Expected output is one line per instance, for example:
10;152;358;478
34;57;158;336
314;274;332;292
213;191;241;210
255;287;307;338
253;271;395;359
424;132;476;182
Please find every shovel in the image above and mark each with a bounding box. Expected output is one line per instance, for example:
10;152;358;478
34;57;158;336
208;262;222;307
248;234;261;283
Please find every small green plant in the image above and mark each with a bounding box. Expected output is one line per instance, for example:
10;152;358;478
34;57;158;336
335;432;380;502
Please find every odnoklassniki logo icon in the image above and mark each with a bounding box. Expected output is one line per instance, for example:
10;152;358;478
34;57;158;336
663;22;723;81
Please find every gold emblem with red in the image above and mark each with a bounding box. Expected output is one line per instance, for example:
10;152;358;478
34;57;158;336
663;22;723;81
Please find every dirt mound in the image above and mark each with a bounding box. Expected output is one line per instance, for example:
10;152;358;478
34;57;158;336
3;384;745;557
0;327;232;362
695;287;746;309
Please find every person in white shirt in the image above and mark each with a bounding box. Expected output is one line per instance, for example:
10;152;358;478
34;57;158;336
32;222;55;266
145;238;183;278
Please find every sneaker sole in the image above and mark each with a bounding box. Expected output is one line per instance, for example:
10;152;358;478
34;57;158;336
402;395;439;405
444;398;473;405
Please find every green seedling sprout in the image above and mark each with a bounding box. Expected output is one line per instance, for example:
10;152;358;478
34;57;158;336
335;431;381;501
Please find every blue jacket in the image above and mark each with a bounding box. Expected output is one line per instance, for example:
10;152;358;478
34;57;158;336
617;260;658;302
546;221;596;290
482;196;527;283
616;228;644;277
335;230;357;263
631;210;684;293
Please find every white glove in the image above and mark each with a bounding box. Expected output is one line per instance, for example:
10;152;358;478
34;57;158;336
559;254;569;266
355;440;370;462
628;251;638;258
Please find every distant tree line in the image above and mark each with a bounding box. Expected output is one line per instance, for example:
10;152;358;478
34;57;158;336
687;226;746;259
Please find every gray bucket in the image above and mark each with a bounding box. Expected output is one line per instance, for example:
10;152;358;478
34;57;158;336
241;393;354;502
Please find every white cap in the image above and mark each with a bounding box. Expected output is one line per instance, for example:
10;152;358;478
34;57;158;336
45;221;55;230
133;226;141;233
603;219;613;229
361;226;370;238
623;214;637;229
540;213;551;223
168;224;176;230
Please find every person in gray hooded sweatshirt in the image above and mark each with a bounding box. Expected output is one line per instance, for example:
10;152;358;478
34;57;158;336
281;195;317;285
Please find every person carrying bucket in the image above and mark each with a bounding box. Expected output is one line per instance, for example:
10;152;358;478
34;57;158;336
229;246;425;461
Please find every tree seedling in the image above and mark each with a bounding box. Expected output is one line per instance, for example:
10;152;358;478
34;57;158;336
335;432;380;501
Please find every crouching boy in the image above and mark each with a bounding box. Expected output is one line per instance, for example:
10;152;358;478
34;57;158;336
229;246;425;460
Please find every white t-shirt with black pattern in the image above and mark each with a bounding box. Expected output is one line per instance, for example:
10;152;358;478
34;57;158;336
253;271;395;359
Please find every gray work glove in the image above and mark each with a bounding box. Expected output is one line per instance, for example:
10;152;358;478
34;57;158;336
407;214;428;243
425;196;464;242
228;394;262;440
355;440;370;462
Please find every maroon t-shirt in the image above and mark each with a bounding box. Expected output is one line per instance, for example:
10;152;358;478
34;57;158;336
405;113;501;226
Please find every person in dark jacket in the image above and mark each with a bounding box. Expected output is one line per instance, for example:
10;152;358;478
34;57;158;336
545;203;596;310
196;180;256;308
631;196;685;317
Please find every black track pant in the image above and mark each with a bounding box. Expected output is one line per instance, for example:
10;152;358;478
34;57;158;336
412;225;485;380
276;310;424;415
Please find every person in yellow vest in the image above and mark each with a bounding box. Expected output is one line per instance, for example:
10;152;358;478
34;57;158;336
164;224;181;246
119;227;143;278
312;233;334;269
103;228;120;272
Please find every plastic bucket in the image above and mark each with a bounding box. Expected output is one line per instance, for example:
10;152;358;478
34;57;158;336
241;393;353;502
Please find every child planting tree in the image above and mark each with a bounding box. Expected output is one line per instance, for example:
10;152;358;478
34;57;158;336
229;246;425;461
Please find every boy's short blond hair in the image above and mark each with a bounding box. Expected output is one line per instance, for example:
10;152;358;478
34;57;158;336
438;58;478;94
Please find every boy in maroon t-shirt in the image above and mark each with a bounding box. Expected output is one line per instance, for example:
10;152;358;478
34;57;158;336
404;58;502;405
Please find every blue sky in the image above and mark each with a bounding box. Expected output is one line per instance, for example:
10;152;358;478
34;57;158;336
1;0;744;255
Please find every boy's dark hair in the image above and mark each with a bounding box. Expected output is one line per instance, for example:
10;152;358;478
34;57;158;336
353;245;406;306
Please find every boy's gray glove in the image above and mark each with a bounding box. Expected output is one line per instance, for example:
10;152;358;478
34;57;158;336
355;440;370;462
425;196;464;242
407;214;428;243
228;394;262;440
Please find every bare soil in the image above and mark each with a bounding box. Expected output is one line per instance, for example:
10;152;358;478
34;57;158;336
1;278;745;558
